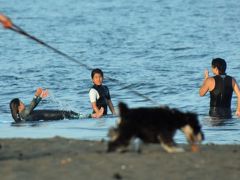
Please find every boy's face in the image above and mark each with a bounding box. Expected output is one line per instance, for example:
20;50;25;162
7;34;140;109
92;73;103;86
18;101;25;113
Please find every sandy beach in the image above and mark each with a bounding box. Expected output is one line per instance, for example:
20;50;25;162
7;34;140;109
0;137;239;180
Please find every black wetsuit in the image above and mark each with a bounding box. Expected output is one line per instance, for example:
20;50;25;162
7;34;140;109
19;96;90;122
91;85;111;115
209;75;233;118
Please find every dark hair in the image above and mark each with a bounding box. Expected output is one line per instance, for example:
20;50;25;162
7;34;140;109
91;68;104;79
9;98;21;122
211;58;227;75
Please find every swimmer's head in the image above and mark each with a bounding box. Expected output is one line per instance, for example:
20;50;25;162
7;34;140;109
91;68;104;86
212;58;227;75
9;98;21;122
91;68;104;79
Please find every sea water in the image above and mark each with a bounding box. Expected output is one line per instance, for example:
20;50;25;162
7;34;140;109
1;0;240;144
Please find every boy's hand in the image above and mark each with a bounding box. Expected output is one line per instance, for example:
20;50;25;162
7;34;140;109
91;107;104;118
35;88;49;98
35;88;43;97
40;89;49;99
204;69;209;79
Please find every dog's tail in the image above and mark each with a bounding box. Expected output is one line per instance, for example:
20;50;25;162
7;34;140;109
118;102;129;117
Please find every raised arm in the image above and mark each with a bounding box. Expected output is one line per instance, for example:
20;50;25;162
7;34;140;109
28;88;48;113
199;69;213;96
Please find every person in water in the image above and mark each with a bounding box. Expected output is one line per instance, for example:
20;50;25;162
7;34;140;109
199;58;240;118
10;88;104;123
89;68;116;116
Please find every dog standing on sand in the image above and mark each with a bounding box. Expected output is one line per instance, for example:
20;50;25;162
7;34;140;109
108;102;204;153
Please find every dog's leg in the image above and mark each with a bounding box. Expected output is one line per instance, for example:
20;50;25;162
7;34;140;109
107;133;132;153
160;143;185;153
130;137;142;153
158;135;184;153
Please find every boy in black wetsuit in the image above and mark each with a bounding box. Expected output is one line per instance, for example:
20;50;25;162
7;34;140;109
199;58;240;118
89;68;116;117
10;88;104;123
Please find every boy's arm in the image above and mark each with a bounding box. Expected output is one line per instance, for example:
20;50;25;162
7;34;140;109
20;96;42;119
89;89;102;113
107;99;116;115
27;88;48;113
27;96;42;113
91;102;102;114
232;78;240;117
199;69;211;96
105;86;116;115
199;78;211;96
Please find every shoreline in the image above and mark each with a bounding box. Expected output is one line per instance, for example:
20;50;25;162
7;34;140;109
0;137;240;180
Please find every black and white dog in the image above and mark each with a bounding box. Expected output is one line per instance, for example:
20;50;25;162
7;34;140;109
108;102;204;153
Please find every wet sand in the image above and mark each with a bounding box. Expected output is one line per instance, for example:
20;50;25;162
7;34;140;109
0;137;240;180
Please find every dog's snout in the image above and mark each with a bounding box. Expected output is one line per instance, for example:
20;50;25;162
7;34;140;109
194;131;204;143
200;131;205;141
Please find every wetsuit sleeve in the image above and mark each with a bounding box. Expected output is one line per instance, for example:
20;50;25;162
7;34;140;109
89;88;99;103
25;96;42;114
20;96;42;120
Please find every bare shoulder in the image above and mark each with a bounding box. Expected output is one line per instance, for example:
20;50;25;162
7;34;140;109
206;77;215;91
207;76;215;81
205;77;214;84
199;77;214;96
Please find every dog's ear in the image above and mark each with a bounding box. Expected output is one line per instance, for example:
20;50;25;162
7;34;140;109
118;102;129;116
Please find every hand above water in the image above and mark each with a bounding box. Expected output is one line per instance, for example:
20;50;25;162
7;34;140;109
204;69;209;79
35;88;49;99
40;89;49;98
92;107;104;118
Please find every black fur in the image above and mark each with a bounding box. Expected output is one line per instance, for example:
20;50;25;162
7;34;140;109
108;102;204;153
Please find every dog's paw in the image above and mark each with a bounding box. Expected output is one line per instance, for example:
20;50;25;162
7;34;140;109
170;147;185;153
161;143;185;153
